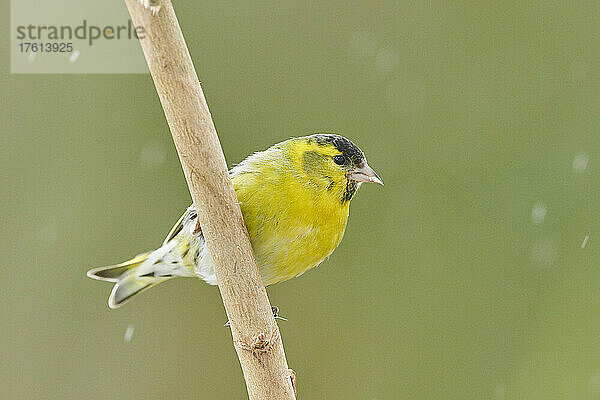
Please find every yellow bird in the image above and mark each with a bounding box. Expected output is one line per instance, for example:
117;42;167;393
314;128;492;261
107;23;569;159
87;134;383;308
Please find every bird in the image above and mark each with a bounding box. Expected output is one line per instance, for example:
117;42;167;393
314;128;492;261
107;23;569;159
87;134;383;309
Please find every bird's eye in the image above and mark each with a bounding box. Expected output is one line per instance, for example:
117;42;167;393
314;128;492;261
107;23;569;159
333;155;345;165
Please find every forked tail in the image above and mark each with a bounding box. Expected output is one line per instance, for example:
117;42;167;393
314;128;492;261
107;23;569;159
87;253;169;309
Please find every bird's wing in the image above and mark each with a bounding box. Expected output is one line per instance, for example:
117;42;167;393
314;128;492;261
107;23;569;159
163;206;198;245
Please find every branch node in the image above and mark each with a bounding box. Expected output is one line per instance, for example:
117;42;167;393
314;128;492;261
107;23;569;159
289;369;297;396
254;332;268;349
238;329;280;355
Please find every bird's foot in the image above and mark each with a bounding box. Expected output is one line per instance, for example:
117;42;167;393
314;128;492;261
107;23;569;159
224;306;287;327
271;306;288;322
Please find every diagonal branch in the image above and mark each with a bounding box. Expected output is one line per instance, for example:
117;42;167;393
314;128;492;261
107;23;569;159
123;1;296;398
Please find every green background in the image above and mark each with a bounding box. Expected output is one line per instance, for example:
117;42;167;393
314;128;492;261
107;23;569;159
3;1;600;399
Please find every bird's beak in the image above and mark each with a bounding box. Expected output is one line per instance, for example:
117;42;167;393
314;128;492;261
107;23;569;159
347;163;384;185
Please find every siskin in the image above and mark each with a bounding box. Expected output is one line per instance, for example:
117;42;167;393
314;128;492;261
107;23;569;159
87;134;383;308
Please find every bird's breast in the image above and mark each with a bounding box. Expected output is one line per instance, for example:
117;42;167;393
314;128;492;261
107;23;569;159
235;173;350;286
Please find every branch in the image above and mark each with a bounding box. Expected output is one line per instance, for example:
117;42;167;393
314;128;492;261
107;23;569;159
123;1;296;398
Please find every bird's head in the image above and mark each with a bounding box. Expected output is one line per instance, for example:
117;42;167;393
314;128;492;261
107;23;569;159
288;134;383;203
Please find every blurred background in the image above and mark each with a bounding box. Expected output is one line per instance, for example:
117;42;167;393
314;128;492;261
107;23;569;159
3;1;600;399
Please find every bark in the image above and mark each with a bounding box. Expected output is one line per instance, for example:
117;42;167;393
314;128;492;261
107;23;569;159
123;1;296;398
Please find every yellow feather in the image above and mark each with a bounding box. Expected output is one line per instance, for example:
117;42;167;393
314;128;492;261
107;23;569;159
88;134;379;306
232;138;350;285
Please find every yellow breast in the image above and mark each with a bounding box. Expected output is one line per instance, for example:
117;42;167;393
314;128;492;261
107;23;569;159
231;145;350;286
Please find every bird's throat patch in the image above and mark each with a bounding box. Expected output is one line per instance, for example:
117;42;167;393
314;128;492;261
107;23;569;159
342;179;358;203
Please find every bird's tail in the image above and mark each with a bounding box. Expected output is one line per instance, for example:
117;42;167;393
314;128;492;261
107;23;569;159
87;252;169;309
